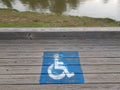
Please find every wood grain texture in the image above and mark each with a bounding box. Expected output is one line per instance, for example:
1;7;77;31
0;84;120;90
0;58;120;65
0;27;120;32
0;51;120;58
0;74;120;84
0;34;120;89
0;31;120;40
0;45;120;52
0;65;119;75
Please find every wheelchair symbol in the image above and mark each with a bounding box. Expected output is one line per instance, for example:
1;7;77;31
48;54;75;80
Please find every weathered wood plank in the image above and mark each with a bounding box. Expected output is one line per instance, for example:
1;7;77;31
30;32;120;39
0;84;120;90
0;27;120;32
0;65;119;75
0;45;120;51
0;74;120;84
0;58;120;65
0;51;120;58
0;29;119;88
0;32;120;39
0;39;120;46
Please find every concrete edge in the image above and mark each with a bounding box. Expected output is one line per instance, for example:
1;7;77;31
0;27;120;32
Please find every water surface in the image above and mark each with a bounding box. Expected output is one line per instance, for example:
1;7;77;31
0;0;120;21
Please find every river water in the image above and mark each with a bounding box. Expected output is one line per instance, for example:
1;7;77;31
0;0;120;21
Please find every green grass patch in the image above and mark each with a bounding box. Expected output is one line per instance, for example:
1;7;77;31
0;9;120;27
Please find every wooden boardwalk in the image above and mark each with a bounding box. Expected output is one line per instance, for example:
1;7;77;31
0;28;120;90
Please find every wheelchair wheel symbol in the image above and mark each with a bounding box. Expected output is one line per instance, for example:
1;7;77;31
48;54;75;80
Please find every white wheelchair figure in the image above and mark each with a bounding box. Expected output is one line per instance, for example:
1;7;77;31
48;54;75;80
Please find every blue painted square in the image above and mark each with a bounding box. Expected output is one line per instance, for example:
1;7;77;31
39;51;84;84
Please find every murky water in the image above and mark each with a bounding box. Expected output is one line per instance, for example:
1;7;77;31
0;0;120;21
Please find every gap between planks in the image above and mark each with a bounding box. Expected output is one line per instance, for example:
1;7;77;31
0;84;120;90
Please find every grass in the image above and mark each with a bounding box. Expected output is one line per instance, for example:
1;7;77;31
0;8;120;27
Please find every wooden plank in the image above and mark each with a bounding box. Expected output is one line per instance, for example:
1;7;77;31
0;39;120;46
0;84;120;90
30;32;120;39
80;58;120;65
0;32;120;39
0;27;120;32
0;45;120;51
0;65;119;74
0;58;120;65
0;51;120;58
0;74;120;84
